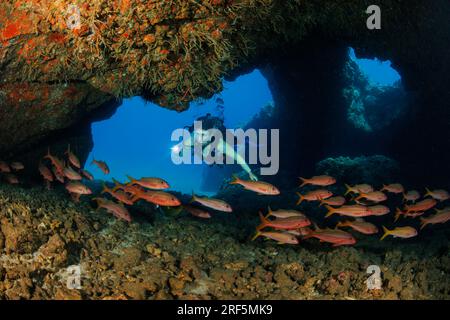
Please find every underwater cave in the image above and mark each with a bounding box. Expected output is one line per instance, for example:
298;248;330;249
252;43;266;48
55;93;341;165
86;69;274;195
0;0;449;302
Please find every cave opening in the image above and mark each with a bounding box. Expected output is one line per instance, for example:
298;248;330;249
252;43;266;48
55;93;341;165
85;69;274;195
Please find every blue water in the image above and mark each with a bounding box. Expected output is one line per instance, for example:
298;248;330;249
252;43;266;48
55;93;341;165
86;70;273;194
349;48;401;86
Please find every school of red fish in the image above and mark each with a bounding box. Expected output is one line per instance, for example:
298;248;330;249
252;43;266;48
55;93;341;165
1;148;449;248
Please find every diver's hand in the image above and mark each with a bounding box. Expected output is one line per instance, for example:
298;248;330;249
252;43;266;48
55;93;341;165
249;172;258;181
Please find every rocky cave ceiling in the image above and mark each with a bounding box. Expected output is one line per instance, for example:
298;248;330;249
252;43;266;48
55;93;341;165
0;0;449;182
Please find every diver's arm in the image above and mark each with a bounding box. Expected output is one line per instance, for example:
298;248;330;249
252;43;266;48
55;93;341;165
221;139;258;181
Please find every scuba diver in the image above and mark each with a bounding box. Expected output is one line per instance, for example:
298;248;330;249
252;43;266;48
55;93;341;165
180;113;258;181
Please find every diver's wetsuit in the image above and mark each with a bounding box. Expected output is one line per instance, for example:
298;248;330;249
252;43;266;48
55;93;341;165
184;114;258;181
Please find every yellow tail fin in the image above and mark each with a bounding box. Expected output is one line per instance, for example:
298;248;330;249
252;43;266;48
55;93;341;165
425;187;432;197
299;177;308;187
229;174;240;185
324;205;335;218
420;217;427;230
256;211;269;231
380;226;390;240
344;183;352;196
190;191;197;203
251;231;262;241
394;208;402;222
126;175;136;184
112;178;122;191
265;206;273;219
296;192;304;205
101;183;109;194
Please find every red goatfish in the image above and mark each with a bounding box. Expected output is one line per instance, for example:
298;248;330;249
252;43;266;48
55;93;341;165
92;159;110;174
356;191;387;203
44;148;65;174
94;198;131;222
380;226;418;240
381;183;404;194
265;207;305;219
420;208;450;229
10;162;24;171
81;169;94;181
65;145;81;169
102;183;134;205
191;193;232;212
344;183;373;195
325;204;371;218
336;219;378;235
303;226;356;247
403;190;420;203
183;204;211;219
0;161;11;173
404;198;436;213
64;166;82;181
319;196;346;207
230;175;280;195
252;231;299;244
65;182;92;195
424;188;449;201
296;190;332;205
133;190;181;207
127;175;169;190
299;175;336;187
257;212;311;231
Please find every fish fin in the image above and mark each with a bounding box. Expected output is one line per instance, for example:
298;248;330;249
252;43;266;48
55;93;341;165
229;174;240;185
265;206;272;219
257;211;268;231
419;217;427;230
381;184;387;191
190;191;196;203
295;192;304;206
355;193;365;201
251;230;261;241
111;178;121;191
101;183;108;194
44;147;51;159
424;187;432;197
126;175;136;184
380;226;390;241
344;183;352;196
324;205;335;218
299;177;308;187
394;208;402;222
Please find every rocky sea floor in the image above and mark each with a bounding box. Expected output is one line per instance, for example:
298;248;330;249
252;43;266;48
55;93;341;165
0;183;449;300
